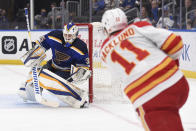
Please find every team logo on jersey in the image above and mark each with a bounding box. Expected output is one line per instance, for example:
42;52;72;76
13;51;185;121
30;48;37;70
2;36;17;54
55;50;70;64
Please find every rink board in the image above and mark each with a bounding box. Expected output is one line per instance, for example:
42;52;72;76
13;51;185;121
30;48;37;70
0;29;196;78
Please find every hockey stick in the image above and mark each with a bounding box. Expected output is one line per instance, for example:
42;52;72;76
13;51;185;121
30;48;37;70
24;8;59;107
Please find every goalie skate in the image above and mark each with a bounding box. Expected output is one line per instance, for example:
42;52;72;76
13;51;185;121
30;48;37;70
17;87;28;102
79;91;89;108
17;82;36;102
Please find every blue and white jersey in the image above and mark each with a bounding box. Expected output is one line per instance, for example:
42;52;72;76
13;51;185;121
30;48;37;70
37;30;89;70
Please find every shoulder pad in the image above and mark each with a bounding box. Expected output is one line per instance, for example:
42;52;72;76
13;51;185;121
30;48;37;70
46;30;64;40
71;38;88;54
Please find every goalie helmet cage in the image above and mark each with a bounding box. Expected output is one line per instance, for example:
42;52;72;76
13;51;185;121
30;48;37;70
76;23;128;104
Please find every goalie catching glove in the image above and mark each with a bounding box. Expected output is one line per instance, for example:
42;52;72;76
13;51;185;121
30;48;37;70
20;44;46;67
70;65;91;84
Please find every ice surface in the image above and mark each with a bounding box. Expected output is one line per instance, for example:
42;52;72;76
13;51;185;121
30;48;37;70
0;65;195;131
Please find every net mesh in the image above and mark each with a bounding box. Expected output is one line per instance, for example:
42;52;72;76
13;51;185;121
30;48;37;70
77;23;129;103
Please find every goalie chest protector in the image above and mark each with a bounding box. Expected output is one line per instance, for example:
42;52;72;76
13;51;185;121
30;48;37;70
39;30;89;69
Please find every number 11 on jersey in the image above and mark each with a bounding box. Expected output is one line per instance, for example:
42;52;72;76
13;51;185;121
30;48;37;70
111;39;150;74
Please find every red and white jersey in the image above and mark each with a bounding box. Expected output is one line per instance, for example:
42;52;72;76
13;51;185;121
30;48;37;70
101;21;184;108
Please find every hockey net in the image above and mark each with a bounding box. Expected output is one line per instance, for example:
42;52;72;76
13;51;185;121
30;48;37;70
77;23;128;103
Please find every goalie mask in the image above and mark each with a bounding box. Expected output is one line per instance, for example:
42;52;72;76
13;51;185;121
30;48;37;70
63;23;79;47
101;8;128;35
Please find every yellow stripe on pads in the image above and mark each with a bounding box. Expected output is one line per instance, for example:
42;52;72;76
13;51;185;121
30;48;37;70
78;66;89;70
39;81;65;92
35;40;40;45
39;73;74;95
26;78;33;83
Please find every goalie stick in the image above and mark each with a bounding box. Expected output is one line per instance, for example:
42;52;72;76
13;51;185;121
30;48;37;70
24;8;59;107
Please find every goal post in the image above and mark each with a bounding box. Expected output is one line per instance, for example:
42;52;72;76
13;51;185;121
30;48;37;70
76;23;127;103
76;23;93;103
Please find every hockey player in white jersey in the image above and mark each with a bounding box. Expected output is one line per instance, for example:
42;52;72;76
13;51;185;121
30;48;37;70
101;8;189;131
18;23;91;108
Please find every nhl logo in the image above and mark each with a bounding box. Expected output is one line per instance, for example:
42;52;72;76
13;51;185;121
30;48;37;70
2;36;17;54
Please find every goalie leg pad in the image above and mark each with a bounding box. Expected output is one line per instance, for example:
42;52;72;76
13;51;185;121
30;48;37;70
18;68;43;102
39;69;88;108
